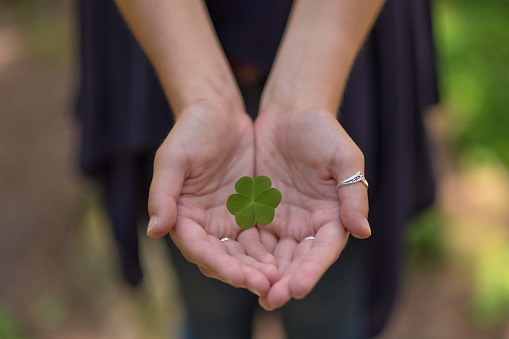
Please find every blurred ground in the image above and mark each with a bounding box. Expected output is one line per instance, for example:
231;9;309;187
1;1;509;339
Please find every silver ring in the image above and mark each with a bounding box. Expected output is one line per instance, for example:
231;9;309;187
337;171;369;189
303;236;315;240
220;237;234;242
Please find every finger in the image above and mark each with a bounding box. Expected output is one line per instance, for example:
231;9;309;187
256;237;302;309
257;236;316;310
222;238;280;287
330;129;371;239
262;222;348;309
171;218;275;295
259;228;278;253
337;182;370;239
200;255;274;297
240;267;271;296
291;236;315;259
289;222;349;299
273;237;299;274
147;141;186;238
258;295;273;310
259;237;313;309
237;228;279;267
258;275;292;311
169;217;246;287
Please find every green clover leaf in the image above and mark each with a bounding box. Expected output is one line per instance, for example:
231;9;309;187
226;176;282;229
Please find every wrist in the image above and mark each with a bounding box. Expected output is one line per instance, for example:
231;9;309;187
164;75;244;119
173;85;253;131
175;98;246;122
259;77;340;117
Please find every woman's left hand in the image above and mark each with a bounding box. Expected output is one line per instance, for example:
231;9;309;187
253;108;370;310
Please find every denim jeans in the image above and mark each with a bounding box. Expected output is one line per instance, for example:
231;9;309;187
166;237;368;339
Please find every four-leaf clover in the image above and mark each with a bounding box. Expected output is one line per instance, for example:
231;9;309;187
226;176;282;229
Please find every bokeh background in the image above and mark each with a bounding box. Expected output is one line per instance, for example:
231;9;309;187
1;0;509;338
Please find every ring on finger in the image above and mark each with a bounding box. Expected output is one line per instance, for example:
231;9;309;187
337;171;369;189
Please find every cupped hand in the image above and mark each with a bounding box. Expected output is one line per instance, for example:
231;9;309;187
253;109;370;310
147;105;280;296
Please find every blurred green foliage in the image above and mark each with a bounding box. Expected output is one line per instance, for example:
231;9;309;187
471;240;509;326
435;0;509;166
435;0;509;325
0;305;28;339
405;208;445;267
1;0;70;63
32;293;66;330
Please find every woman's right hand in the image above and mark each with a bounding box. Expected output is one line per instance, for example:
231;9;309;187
147;104;280;297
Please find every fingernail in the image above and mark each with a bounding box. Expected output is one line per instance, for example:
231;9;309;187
264;304;276;311
364;220;372;236
147;216;158;236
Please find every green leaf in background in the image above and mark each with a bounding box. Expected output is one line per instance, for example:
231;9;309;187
226;176;282;229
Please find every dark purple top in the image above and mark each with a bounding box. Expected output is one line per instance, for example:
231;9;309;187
76;0;438;335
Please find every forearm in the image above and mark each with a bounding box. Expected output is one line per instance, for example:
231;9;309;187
114;0;243;116
261;0;385;114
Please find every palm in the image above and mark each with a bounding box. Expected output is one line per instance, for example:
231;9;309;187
256;156;343;250
254;110;368;309
174;113;254;242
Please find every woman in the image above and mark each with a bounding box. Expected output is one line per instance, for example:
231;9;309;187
76;0;438;337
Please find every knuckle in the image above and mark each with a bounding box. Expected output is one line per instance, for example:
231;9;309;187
347;144;364;165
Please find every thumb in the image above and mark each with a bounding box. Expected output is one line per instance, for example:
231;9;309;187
147;145;186;238
336;171;371;239
329;123;370;239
